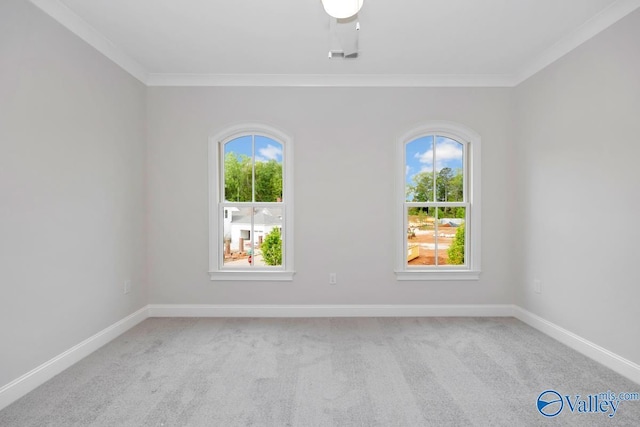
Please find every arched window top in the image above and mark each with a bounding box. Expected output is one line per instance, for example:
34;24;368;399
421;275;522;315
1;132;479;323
396;121;481;281
399;121;480;148
405;134;466;203
209;123;294;281
213;123;292;205
221;134;284;203
214;123;292;148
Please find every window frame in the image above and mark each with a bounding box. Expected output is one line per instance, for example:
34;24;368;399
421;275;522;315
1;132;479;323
209;123;294;281
395;121;481;281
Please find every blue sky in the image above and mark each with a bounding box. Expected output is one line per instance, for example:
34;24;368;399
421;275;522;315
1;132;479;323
405;135;464;186
224;135;283;163
225;134;461;186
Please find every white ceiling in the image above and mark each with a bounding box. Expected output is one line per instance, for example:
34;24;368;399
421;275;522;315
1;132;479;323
30;0;640;86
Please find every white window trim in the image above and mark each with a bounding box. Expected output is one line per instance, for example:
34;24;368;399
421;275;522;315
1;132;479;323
208;123;295;281
395;121;481;281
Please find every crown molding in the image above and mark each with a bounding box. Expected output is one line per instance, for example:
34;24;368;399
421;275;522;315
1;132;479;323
29;0;148;84
514;0;640;85
146;73;516;87
31;0;640;88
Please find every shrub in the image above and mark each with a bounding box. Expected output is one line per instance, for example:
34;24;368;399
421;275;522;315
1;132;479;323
261;227;282;266
447;223;465;265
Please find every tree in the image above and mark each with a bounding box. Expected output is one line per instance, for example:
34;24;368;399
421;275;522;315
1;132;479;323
447;223;465;265
448;170;463;201
409;168;463;203
224;154;283;202
255;159;283;202
436;167;465;219
436;167;453;201
409;171;434;202
261;227;282;266
224;153;252;202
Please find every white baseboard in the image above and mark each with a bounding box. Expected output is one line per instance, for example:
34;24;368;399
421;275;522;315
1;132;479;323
2;303;637;412
513;306;640;385
147;303;515;318
0;306;149;411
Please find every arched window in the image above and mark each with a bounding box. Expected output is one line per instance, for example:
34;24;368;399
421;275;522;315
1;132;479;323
396;121;480;280
209;124;294;280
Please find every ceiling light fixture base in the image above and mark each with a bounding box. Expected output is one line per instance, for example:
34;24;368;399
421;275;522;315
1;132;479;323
321;0;364;19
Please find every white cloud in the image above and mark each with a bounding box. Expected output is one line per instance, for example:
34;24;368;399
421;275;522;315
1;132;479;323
414;149;433;164
414;140;462;171
257;144;282;162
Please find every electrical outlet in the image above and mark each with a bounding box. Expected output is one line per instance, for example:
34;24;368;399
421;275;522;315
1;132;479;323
124;280;132;294
533;279;541;294
329;273;337;285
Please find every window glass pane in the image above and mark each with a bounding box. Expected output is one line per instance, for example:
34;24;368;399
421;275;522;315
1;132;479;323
224;136;253;202
407;207;436;266
406;136;434;202
254;136;283;202
435;136;464;202
438;208;466;266
222;206;253;268
407;207;467;266
254;206;283;267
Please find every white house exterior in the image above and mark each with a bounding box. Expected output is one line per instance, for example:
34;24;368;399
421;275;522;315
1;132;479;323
223;207;282;252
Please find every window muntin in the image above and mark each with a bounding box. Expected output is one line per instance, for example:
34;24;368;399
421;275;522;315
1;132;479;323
223;135;283;203
210;125;294;281
397;122;480;280
221;135;284;270
405;135;466;267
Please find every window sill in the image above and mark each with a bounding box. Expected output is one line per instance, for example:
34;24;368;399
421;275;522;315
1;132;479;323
394;270;480;281
209;270;295;281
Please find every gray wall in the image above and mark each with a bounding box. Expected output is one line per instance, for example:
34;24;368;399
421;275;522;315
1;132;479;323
3;0;639;395
0;0;148;387
146;87;514;304
513;9;640;364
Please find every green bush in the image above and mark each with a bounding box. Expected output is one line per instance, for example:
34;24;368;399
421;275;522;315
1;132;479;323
447;223;465;265
261;227;282;266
